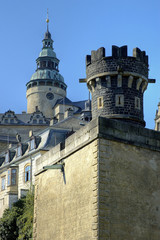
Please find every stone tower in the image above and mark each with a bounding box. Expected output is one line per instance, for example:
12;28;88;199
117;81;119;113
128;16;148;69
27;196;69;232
85;46;150;127
26;18;67;118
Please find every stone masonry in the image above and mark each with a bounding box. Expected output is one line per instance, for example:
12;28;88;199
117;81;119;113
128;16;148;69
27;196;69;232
84;46;153;126
33;117;160;239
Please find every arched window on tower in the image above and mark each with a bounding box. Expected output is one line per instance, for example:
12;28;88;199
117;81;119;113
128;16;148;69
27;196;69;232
42;61;46;68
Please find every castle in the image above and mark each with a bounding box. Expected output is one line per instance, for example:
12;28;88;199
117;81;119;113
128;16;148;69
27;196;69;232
1;17;160;239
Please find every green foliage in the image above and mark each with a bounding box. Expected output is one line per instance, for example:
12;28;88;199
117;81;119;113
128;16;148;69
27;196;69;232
17;191;34;240
0;190;34;240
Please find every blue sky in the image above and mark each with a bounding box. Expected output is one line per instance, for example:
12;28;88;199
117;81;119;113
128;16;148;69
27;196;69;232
0;0;159;129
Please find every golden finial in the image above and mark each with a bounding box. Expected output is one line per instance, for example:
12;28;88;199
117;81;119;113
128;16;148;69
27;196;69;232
46;9;49;23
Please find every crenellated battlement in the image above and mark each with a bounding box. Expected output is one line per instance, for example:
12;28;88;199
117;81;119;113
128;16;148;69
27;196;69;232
86;46;149;80
86;45;148;65
83;45;153;127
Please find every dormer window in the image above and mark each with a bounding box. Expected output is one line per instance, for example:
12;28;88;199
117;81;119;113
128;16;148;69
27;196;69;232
30;138;35;150
17;145;21;157
10;119;14;123
5;152;9;163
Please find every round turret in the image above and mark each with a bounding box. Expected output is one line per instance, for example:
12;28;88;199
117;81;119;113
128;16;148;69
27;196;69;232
85;45;150;127
26;24;67;119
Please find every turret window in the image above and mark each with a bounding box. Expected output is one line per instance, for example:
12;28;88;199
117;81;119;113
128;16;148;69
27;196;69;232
115;95;124;107
42;61;46;68
55;63;58;70
97;97;103;109
135;97;140;110
32;82;37;87
47;81;52;86
39;81;45;86
48;61;52;68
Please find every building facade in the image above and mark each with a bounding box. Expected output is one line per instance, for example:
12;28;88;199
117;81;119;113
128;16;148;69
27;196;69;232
0;15;160;239
0;19;91;154
32;46;160;240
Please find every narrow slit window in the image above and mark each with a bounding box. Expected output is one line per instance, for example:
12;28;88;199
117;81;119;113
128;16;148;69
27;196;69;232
135;97;140;110
98;97;103;109
115;95;124;107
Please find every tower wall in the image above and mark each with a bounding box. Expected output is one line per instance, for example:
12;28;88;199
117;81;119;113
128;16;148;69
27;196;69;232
33;117;160;239
86;46;149;126
26;85;66;118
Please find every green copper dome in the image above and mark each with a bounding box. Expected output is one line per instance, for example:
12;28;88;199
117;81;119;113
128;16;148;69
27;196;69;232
31;69;64;82
39;48;56;58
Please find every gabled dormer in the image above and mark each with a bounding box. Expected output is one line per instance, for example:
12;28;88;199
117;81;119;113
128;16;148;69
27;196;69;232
1;110;19;124
28;107;48;125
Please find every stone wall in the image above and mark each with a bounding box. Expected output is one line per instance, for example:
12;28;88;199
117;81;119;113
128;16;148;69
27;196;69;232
99;138;160;239
86;46;148;79
85;46;150;126
34;140;98;240
33;117;160;239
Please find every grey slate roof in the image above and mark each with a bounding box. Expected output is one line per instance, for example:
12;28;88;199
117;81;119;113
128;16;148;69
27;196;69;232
54;97;87;113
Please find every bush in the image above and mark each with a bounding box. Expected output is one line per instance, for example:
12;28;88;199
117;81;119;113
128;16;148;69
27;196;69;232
0;190;34;240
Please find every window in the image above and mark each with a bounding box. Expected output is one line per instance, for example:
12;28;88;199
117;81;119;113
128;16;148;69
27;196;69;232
8;169;16;186
30;138;35;150
97;97;103;109
10;119;14;123
33;119;37;124
1;177;5;190
25;165;31;182
32;82;37;87
8;170;11;185
135;97;140;110
17;146;21;157
115;95;124;107
11;169;16;185
5;152;9;163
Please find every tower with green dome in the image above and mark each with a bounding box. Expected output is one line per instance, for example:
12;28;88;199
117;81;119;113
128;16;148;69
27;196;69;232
26;16;67;118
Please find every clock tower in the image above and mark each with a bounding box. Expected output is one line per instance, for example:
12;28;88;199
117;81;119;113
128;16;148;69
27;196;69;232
26;16;67;118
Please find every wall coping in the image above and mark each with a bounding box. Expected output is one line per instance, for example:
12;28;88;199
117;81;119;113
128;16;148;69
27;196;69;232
35;117;160;175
